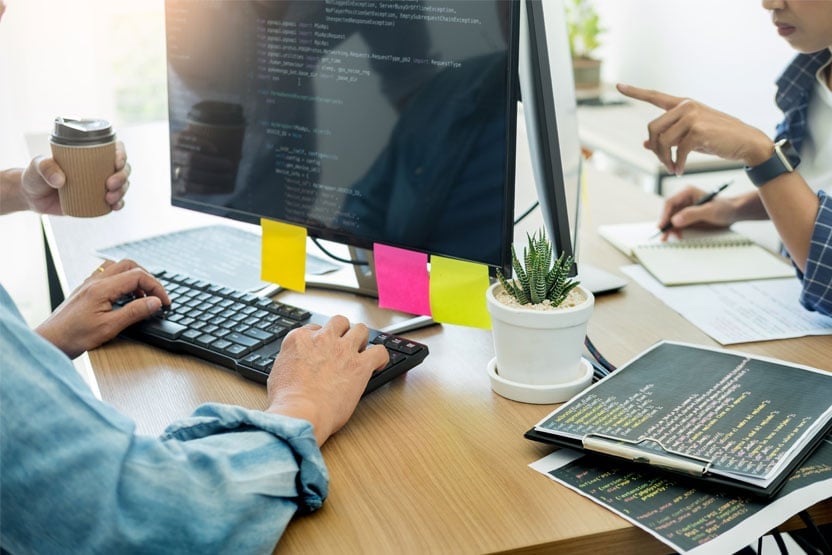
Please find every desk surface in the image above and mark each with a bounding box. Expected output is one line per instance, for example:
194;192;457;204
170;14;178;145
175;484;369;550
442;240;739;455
44;123;831;554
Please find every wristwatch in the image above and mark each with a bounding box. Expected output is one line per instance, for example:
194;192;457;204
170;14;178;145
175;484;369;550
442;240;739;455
745;138;800;187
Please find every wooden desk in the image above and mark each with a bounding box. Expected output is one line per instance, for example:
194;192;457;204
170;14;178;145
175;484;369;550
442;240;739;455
44;123;831;554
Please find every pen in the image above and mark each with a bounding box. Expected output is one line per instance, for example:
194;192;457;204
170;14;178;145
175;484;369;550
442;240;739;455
652;180;734;238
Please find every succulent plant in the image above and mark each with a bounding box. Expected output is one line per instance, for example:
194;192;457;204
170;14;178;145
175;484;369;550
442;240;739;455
496;229;580;307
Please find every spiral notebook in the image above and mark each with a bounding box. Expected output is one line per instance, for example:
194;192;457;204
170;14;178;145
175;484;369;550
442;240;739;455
599;222;794;286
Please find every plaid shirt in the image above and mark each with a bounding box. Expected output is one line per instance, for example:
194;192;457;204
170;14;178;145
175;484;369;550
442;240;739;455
802;191;832;316
774;50;831;150
774;51;832;316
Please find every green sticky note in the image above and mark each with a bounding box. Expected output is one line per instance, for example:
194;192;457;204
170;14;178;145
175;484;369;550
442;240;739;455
429;256;491;329
261;218;306;292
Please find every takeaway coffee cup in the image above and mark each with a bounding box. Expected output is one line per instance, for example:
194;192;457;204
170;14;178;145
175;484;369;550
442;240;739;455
50;117;116;217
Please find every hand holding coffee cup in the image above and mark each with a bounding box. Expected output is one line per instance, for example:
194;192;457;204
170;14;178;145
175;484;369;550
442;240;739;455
49;117;117;218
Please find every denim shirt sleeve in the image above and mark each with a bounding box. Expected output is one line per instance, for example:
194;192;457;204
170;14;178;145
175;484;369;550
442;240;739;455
799;190;832;317
0;285;328;555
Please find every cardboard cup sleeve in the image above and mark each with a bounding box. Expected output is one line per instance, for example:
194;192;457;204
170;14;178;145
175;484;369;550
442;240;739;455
50;141;115;218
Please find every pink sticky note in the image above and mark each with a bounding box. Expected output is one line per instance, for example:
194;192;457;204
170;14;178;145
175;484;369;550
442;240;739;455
373;244;431;316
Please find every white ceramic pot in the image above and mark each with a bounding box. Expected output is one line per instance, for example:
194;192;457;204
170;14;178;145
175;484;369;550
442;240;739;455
485;282;594;403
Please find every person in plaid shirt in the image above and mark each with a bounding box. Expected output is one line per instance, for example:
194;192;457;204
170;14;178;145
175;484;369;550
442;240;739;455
618;0;832;317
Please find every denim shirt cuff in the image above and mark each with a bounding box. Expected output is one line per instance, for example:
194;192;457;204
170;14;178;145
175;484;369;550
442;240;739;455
161;403;328;512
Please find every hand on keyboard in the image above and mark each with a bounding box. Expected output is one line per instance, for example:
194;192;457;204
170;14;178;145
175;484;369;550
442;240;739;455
37;259;171;359
266;315;390;445
119;271;429;398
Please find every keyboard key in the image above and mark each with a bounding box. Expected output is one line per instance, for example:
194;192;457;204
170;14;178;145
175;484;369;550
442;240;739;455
139;318;187;340
122;271;429;395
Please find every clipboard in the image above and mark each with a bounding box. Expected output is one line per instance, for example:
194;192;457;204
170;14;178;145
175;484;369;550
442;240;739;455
525;419;832;498
524;341;832;498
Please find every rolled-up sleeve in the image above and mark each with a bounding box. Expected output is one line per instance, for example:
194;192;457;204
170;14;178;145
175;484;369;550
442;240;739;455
0;286;328;555
799;190;832;316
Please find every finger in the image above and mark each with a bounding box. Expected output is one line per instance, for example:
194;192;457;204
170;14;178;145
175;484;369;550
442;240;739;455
107;295;164;331
343;321;370;348
106;172;129;192
105;178;128;199
109;266;171;306
322;314;351;337
114;141;128;172
674;137;693;176
34;156;65;188
670;204;711;230
616;83;686;111
658;187;699;231
89;259;117;279
646;111;690;174
102;258;140;275
104;189;129;210
361;343;390;371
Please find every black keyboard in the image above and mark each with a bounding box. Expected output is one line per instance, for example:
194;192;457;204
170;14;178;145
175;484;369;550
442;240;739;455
118;271;429;395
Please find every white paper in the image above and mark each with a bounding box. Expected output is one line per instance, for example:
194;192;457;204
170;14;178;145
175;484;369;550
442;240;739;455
531;444;832;555
621;265;832;344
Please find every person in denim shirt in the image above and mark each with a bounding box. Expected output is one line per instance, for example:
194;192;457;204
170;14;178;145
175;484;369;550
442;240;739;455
0;5;388;551
617;0;832;317
0;154;387;553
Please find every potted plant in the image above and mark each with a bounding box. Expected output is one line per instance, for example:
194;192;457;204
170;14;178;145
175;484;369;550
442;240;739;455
565;0;605;97
485;229;594;404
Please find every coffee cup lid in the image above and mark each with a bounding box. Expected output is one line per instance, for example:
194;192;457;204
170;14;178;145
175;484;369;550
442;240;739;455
51;117;115;146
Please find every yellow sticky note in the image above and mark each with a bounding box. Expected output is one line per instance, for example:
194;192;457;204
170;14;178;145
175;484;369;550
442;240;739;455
260;218;306;292
429;256;491;329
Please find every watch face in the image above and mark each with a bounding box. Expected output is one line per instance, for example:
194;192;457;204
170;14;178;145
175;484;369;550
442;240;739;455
776;139;801;170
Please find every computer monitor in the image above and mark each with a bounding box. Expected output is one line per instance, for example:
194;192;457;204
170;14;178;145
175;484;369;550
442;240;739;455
519;0;627;294
517;0;578;266
165;0;520;292
164;0;620;301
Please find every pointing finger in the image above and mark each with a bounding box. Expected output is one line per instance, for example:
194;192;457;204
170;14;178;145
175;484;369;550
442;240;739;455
617;83;686;111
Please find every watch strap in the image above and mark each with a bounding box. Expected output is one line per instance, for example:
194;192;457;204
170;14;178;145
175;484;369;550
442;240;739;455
745;140;799;188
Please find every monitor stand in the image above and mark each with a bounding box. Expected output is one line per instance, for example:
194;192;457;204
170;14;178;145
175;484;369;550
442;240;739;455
305;245;437;335
577;263;627;295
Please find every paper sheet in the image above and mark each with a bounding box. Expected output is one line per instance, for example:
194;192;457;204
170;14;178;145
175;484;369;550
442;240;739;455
261;218;307;292
373;244;431;316
621;265;832;344
530;438;832;555
428;256;491;329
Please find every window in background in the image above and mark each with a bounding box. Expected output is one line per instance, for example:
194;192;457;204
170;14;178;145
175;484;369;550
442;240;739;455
108;1;167;125
0;0;166;328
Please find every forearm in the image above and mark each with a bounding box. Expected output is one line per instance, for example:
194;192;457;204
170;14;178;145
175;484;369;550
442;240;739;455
1;320;329;555
756;172;820;271
730;190;769;221
0;168;28;214
2;402;328;554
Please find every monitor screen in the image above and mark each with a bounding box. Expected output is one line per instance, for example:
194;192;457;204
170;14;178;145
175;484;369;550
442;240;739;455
165;0;520;275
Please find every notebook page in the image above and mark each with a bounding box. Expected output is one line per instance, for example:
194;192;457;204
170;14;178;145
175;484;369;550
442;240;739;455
598;222;750;256
633;242;794;286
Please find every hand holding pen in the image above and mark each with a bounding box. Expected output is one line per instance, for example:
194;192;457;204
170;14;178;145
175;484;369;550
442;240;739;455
652;180;733;239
